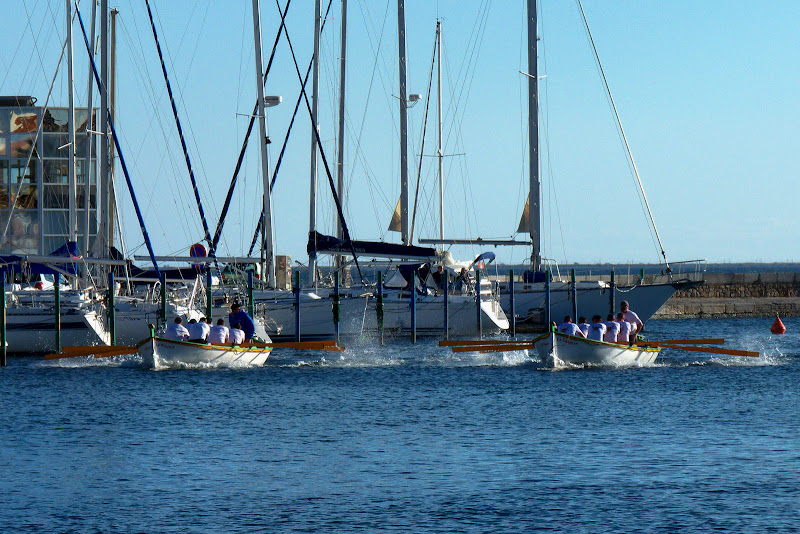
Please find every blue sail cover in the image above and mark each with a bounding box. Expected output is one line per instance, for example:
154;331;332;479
308;231;436;260
469;251;496;269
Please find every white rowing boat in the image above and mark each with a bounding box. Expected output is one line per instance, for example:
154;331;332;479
532;331;660;368
137;336;272;368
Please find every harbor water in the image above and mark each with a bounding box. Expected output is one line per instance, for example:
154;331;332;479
1;317;799;532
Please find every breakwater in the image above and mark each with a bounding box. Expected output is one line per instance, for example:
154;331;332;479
654;273;800;318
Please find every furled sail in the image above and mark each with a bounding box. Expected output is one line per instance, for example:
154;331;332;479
307;231;436;260
516;197;530;233
388;197;402;232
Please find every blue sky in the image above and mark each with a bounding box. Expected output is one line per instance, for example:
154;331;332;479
2;1;799;270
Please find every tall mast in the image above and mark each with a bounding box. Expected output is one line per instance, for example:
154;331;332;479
335;0;348;267
252;0;276;288
436;20;443;251
108;8;118;252
83;0;97;273
397;0;409;245
308;0;322;284
67;0;77;249
97;0;108;259
527;0;541;270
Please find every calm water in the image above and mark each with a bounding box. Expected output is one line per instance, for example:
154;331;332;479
1;317;799;533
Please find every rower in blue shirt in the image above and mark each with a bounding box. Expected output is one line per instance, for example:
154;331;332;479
228;302;256;342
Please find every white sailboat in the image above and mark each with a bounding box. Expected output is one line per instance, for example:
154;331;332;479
496;0;701;327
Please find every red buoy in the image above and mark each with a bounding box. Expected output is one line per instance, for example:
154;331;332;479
771;316;786;335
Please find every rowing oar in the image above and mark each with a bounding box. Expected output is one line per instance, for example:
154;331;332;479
639;338;724;345
439;339;524;347
451;343;535;354
246;340;345;351
637;342;759;358
45;345;138;360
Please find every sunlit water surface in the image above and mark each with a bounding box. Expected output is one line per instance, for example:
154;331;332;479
1;317;799;532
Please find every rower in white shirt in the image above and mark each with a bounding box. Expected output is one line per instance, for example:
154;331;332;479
164;317;189;341
187;317;211;343
615;312;633;344
587;315;606;341
208;318;230;344
620;301;644;339
229;323;246;346
557;316;586;337
603;313;621;343
577;316;590;337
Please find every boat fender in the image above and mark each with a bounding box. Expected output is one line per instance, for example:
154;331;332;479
771;316;786;335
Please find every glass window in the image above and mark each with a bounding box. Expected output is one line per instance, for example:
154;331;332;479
44;160;69;184
43;108;69;132
0;186;7;209
43;237;69;256
76;184;97;209
43;210;69;235
43;185;70;209
9;133;36;158
75;109;89;132
0;110;9;133
14;185;37;209
77;209;98;238
76;160;97;184
0;136;6;156
0;209;39;254
9;160;35;184
10;109;37;133
43;133;68;157
0;161;6;183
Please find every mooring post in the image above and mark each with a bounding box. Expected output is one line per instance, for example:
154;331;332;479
544;269;551;330
410;271;417;343
377;272;384;345
108;272;116;346
333;271;340;343
54;273;61;352
247;271;255;317
609;270;616;315
509;269;515;338
159;272;167;329
293;270;301;342
571;268;578;321
476;268;482;338
443;270;449;340
1;279;6;366
205;268;213;321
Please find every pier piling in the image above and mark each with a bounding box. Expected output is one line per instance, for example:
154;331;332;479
443;271;449;339
411;272;417;343
55;273;61;352
377;272;384;345
476;269;482;338
1;280;6;366
108;273;115;346
293;270;300;342
333;271;340;343
509;269;515;338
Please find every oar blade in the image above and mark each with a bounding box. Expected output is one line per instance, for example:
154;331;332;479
654;343;760;358
643;338;725;345
451;343;534;354
440;339;522;347
45;345;137;360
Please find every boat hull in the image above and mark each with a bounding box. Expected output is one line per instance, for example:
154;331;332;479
500;281;686;325
137;337;271;368
532;332;659;368
248;290;509;341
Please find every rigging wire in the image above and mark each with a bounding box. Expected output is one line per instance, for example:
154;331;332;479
575;0;671;271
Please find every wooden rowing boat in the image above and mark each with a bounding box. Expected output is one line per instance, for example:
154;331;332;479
532;331;660;368
137;336;272;368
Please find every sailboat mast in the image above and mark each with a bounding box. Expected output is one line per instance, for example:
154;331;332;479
108;8;118;253
436;20;443;251
527;0;541;270
397;0;409;245
67;0;77;248
308;0;322;284
83;0;97;274
97;0;108;259
336;0;347;266
252;0;276;288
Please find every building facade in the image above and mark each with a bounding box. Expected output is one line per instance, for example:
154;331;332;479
0;97;98;256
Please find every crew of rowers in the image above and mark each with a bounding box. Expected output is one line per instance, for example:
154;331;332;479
556;300;644;345
163;302;257;346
